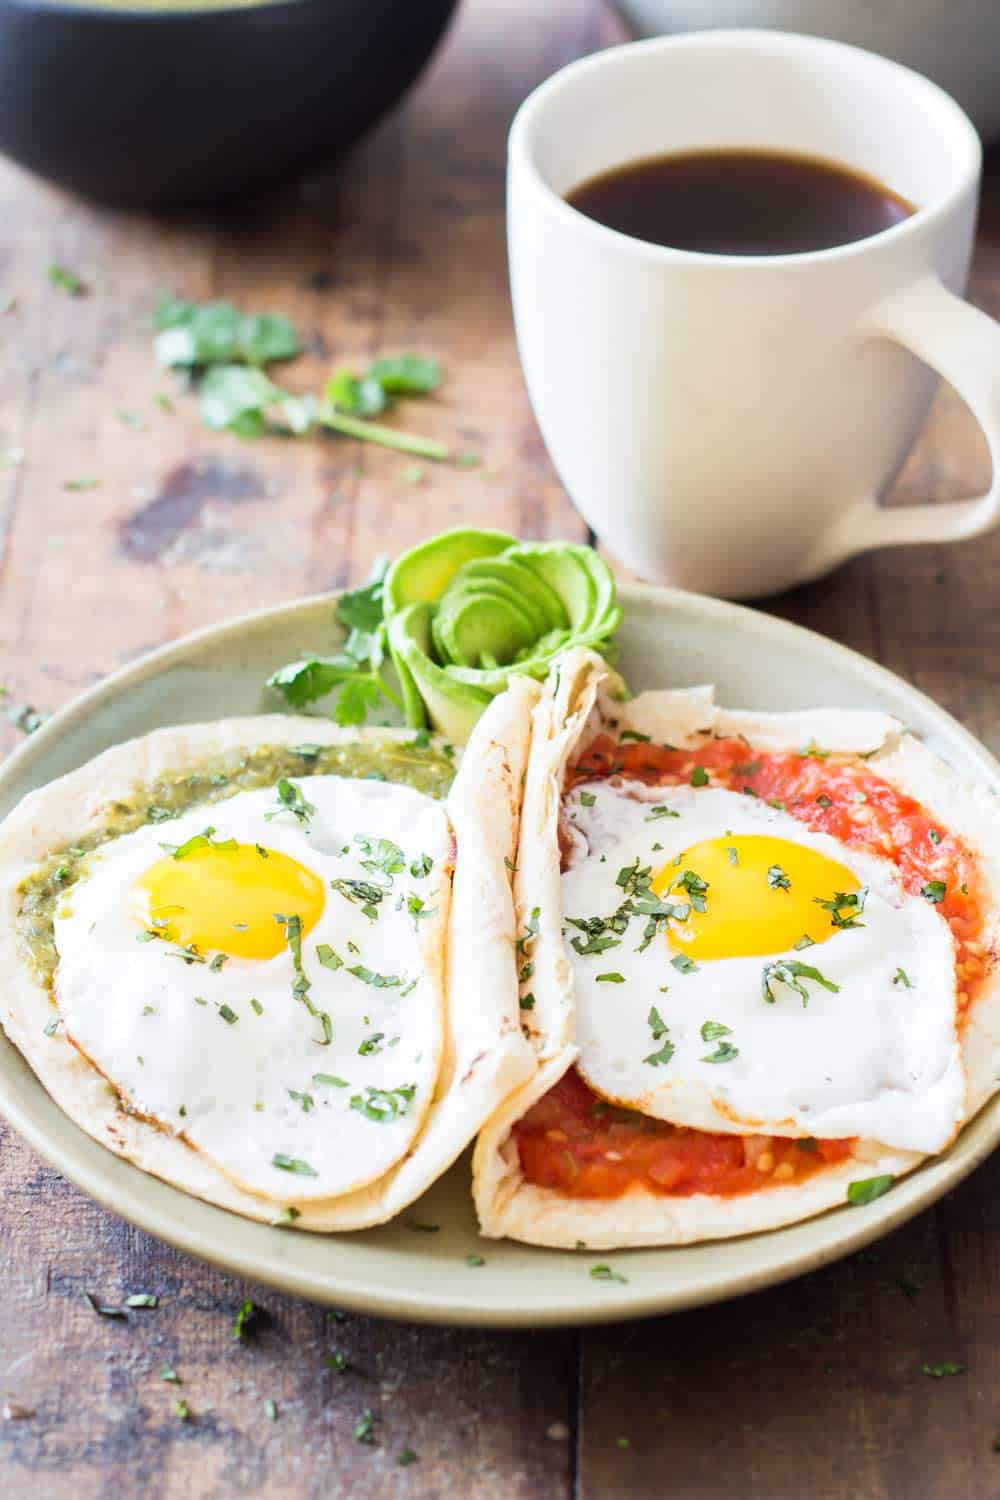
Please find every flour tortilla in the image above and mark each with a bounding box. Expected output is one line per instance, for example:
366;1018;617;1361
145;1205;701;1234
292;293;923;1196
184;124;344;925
1;684;540;1232
473;649;1000;1249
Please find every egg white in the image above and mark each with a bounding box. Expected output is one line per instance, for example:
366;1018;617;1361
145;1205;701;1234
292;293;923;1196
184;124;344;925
563;780;963;1154
53;776;451;1203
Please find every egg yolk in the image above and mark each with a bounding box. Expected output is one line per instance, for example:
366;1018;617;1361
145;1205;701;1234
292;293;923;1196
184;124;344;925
131;844;325;960
652;834;861;960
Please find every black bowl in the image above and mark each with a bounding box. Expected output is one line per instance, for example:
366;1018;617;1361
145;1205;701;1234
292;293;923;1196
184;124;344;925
0;0;458;208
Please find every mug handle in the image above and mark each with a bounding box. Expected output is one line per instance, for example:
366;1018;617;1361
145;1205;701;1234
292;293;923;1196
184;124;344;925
801;274;1000;576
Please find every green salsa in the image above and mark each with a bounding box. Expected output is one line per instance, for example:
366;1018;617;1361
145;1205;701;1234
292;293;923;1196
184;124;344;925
18;739;455;987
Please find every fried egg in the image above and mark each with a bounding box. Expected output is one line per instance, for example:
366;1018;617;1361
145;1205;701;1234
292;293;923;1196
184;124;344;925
53;776;452;1202
562;780;962;1153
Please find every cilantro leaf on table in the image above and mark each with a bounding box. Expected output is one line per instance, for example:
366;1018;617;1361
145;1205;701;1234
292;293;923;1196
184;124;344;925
154;297;300;369
366;354;442;394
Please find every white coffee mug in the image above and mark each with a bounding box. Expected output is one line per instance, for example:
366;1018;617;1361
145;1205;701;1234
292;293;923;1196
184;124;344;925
508;31;1000;598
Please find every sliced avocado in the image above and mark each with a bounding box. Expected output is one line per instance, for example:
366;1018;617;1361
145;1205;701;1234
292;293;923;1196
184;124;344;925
386;602;494;739
432;558;557;659
572;545;622;641
434;589;539;669
455;556;569;636
383;528;516;615
509;544;597;632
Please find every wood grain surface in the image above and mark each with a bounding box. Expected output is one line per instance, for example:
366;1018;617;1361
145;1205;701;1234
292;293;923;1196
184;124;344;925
3;2;1000;1496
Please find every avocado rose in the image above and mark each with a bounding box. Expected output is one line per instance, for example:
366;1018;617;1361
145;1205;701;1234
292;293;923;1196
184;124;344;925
383;529;622;740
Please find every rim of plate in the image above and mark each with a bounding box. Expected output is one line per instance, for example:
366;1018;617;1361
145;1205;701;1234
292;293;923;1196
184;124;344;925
1;580;998;1327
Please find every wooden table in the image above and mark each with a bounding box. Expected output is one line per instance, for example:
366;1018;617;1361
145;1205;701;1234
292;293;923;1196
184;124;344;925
3;3;1000;1495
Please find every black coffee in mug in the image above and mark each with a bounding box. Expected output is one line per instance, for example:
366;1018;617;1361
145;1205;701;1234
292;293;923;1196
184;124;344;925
566;149;915;256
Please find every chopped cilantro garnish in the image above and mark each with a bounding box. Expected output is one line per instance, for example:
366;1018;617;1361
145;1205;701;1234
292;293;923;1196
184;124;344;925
161;826;237;860
645;805;679;821
354;833;405;880
702;1040;739;1064
251;998;263;1015
644;1034;674;1068
814;888;868;928
348;965;403;989
265;777;315;827
48;262;86;295
580;791;597;807
465;1253;486;1267
596;972;625;984
519;993;536;1010
349;1083;416;1123
690;766;709;787
619;728;650;743
922;880;947;904
175;1399;191;1421
271;1153;318;1177
312;1072;349;1088
590;1264;628;1284
922;1362;964;1379
410;853;433;879
700;1020;732;1042
846;1174;894;1206
289;1089;314;1112
816;794;832;809
270;1206;301;1227
648;1006;669;1040
928;829;942;845
670;953;698;975
767;864;791;892
331;877;385;921
217;1004;238;1025
265;1398;278;1421
793;934;815;951
517;907;541;956
316;943;343;971
762;959;839;1007
893;967;913;988
398;1449;419;1467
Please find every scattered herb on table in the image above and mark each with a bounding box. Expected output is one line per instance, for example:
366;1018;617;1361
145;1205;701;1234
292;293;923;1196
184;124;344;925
353;1408;376;1445
233;1298;258;1340
153;294;453;461
922;1362;965;1379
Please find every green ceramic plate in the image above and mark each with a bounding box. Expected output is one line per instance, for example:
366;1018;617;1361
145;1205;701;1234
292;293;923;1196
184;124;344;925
1;584;998;1326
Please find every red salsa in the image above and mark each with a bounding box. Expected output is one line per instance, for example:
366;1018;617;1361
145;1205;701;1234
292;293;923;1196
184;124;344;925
513;734;989;1201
